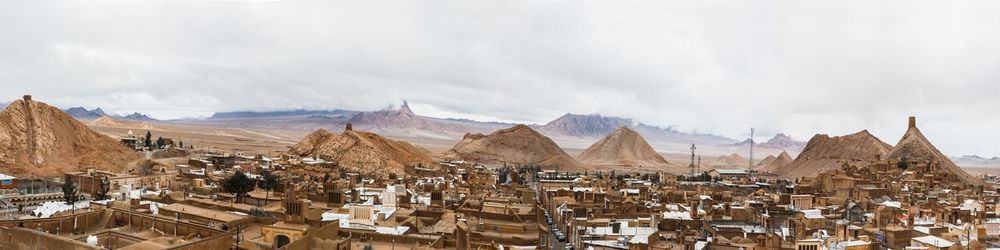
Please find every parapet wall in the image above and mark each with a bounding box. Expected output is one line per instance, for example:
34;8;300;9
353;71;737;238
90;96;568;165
0;227;100;250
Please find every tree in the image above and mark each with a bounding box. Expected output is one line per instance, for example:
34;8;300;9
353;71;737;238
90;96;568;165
95;176;111;200
897;156;910;170
156;137;165;149
257;169;280;204
222;171;256;204
144;131;153;149
179;141;184;148
62;177;81;220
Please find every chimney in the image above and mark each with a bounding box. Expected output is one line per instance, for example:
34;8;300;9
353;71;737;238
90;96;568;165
908;116;916;129
22;95;31;101
345;122;353;131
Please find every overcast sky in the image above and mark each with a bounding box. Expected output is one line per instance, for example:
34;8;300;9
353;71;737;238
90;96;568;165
1;0;999;156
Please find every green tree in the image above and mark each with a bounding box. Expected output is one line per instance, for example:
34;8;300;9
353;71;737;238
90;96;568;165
156;136;165;149
222;171;256;204
257;169;280;204
144;130;153;149
62;177;81;221
897;156;910;170
95;176;111;200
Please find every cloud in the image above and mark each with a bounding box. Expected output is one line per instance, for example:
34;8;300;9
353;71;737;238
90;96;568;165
0;0;998;156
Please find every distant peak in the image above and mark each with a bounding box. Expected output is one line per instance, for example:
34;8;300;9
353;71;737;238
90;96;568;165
398;100;415;116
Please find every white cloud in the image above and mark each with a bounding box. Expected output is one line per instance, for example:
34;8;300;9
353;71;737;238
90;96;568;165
0;0;998;156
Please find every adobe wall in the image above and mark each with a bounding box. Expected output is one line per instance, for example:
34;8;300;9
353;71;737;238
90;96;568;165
0;227;100;250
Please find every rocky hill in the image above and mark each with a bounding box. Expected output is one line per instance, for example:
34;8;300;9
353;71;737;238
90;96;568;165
757;151;793;172
0;97;140;176
577;126;668;167
89;116;156;130
886;117;981;185
771;130;892;179
288;127;432;176
448;124;584;170
713;153;748;168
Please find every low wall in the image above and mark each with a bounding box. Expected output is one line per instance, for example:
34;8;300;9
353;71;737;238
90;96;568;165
0;227;100;250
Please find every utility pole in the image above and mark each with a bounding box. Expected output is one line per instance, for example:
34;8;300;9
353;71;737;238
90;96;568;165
689;144;697;176
697;155;702;175
749;128;755;181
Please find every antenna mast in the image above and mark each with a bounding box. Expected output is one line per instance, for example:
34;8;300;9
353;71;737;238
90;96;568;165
689;143;697;176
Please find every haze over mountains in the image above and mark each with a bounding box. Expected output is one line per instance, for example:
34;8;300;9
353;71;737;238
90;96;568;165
181;102;794;157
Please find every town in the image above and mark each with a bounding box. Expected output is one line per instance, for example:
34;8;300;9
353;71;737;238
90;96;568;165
1;95;998;250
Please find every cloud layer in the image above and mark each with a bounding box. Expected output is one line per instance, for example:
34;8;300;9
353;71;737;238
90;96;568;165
1;0;999;156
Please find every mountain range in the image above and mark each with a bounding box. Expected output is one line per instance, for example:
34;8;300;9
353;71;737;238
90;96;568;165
731;133;806;151
63;106;159;121
182;102;790;155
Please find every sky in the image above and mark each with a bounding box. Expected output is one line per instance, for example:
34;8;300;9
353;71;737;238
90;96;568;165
1;0;999;156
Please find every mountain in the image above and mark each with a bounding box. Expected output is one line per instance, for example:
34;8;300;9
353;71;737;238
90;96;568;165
0;97;140;176
537;113;633;137
771;130;892;179
288;126;432;176
115;112;157;121
88;116;156;130
757;151;793;172
577;126;668;167
886;117;981;185
209;109;357;119
730;133;805;151
64;107;108;119
951;155;1000;168
760;134;806;149
192;103;739;155
447;124;584;170
713;153;748;168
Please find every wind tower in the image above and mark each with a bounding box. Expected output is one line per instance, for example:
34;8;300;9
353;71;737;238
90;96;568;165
689;143;697;176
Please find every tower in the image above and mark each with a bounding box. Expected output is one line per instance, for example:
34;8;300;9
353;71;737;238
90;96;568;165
689;144;697;176
749;128;755;180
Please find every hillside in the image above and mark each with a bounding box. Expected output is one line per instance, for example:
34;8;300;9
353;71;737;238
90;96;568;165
713;153;748;168
0;97;140;176
886;117;981;185
757;151;793;172
89;116;156;130
448;124;584;170
577;126;668;167
771;130;892;179
288;127;432;176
